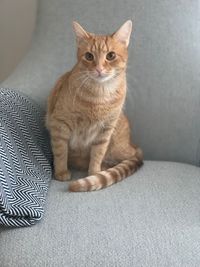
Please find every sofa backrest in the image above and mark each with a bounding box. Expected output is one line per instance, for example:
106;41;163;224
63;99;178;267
2;0;200;166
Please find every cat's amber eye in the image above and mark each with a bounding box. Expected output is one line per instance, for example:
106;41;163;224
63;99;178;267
85;52;94;61
106;51;116;61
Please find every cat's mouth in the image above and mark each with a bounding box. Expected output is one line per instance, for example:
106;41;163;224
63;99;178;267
89;72;115;83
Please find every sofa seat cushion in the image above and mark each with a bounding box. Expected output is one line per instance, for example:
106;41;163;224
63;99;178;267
0;161;200;267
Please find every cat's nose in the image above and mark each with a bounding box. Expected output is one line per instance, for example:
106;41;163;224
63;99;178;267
95;67;104;75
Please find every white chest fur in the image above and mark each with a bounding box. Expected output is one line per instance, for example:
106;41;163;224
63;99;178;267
69;122;103;150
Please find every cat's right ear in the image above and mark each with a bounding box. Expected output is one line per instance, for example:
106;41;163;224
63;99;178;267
73;21;90;45
112;20;132;47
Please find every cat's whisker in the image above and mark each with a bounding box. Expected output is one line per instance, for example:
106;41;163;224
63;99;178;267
72;76;89;106
76;75;88;81
76;72;88;76
79;79;89;99
78;77;91;100
71;71;89;81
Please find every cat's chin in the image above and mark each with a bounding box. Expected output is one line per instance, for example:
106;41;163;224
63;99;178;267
91;75;114;84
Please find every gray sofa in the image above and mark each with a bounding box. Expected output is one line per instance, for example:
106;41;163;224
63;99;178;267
1;0;200;266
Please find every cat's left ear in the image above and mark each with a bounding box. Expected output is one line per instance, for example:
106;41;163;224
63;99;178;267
73;21;90;44
112;20;132;47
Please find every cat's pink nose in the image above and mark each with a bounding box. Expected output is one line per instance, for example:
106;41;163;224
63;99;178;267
95;67;104;75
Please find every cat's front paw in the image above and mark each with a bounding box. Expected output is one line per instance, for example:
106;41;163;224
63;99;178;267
55;170;71;181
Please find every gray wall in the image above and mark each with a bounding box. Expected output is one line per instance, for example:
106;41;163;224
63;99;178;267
0;0;38;81
2;0;200;165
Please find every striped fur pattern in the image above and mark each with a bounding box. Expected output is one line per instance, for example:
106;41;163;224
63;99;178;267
69;150;143;192
46;20;143;192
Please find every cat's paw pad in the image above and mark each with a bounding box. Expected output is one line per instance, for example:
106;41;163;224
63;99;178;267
55;170;71;181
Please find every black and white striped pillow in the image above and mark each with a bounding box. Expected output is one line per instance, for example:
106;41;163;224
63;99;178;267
0;88;52;227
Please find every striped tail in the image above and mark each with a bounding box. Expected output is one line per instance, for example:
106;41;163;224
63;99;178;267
68;151;143;192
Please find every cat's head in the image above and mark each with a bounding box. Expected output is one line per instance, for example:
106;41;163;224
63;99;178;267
73;20;132;83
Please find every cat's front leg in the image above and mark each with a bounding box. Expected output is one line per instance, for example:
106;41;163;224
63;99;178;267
88;127;114;175
50;120;71;181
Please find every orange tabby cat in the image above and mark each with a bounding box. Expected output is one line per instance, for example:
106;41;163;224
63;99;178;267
46;20;143;192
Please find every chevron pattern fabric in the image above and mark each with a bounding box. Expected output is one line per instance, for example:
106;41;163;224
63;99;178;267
0;88;52;227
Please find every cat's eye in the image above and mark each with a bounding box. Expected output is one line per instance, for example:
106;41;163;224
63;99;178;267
85;52;94;61
106;51;116;61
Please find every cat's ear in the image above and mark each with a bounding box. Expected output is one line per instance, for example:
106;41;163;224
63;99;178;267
112;20;132;47
73;21;90;44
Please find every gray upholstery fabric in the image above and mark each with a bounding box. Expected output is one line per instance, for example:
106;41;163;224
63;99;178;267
1;0;200;165
0;161;200;267
1;1;200;266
